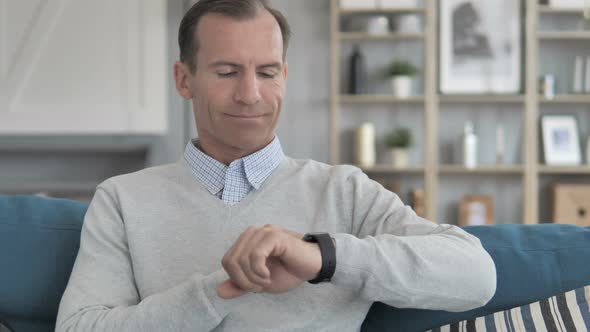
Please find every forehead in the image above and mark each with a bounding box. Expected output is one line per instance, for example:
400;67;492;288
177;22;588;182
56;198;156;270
195;11;284;65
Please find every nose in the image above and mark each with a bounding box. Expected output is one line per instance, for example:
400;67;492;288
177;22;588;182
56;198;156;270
233;70;261;105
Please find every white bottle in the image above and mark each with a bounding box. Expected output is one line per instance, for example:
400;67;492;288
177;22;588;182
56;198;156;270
461;121;478;169
355;122;376;167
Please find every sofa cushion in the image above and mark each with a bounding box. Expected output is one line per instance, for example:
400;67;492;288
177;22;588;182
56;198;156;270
361;224;590;332
0;195;88;331
429;284;590;331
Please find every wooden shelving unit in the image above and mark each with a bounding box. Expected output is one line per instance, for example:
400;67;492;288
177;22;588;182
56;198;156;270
538;31;590;40
439;165;525;175
538;166;590;174
330;0;590;224
539;95;590;104
339;94;424;103
360;165;425;174
339;32;424;41
439;94;526;104
538;5;588;14
338;7;426;15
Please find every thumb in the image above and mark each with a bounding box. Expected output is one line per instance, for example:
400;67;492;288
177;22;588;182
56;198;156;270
217;279;248;299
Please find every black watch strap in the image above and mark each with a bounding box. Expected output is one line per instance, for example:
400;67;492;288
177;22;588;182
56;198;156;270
302;233;336;284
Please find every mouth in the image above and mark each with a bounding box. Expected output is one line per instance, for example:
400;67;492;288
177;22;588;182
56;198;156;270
224;113;266;119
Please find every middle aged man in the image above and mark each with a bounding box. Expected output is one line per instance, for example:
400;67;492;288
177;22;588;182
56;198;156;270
56;0;497;331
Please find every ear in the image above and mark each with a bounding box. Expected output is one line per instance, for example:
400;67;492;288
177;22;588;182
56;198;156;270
174;61;194;100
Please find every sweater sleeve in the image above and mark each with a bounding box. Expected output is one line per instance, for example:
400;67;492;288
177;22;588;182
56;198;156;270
330;169;497;312
56;186;246;332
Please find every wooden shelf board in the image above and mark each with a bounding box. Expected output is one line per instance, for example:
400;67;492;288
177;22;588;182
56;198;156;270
339;32;424;41
538;165;590;174
538;5;588;14
538;31;590;40
539;94;590;104
359;165;425;174
340;94;424;103
339;7;426;15
439;165;525;174
439;94;525;104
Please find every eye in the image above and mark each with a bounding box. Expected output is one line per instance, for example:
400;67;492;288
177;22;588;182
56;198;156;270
217;72;237;78
258;72;276;79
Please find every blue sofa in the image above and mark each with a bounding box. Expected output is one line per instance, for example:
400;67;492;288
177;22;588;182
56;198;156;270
1;194;590;332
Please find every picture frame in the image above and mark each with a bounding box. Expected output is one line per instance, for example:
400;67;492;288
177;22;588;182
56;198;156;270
439;0;522;94
541;114;582;165
458;195;495;227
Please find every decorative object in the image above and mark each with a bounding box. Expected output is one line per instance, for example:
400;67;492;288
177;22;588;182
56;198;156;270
410;189;426;218
355;122;376;167
496;124;505;165
585;56;590;93
379;0;418;8
539;74;555;99
384;127;413;167
456;121;478;169
385;60;418;98
439;0;521;94
394;15;421;33
458;195;495;227
366;15;391;35
573;55;583;93
349;45;368;94
552;183;590;226
541;114;582;165
339;0;377;9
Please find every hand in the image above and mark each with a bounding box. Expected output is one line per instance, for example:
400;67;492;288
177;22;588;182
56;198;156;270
217;225;322;299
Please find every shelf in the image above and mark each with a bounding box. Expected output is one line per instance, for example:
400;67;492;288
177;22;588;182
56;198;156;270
538;165;590;174
359;165;425;174
340;94;424;103
339;32;424;41
538;5;589;14
338;7;426;15
538;31;590;40
539;94;590;104
439;165;525;175
439;94;525;104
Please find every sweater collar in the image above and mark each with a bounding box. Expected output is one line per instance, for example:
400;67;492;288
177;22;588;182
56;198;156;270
183;136;284;195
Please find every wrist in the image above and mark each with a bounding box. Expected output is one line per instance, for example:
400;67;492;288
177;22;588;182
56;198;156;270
302;233;337;284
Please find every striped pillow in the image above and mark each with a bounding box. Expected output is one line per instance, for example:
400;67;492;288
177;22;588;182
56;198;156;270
429;285;590;332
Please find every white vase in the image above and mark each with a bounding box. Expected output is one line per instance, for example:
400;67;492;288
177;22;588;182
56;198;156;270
390;148;409;167
391;76;412;98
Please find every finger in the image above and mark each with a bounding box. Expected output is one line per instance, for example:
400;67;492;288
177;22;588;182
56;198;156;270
223;227;264;292
217;279;248;299
245;231;273;282
237;228;273;287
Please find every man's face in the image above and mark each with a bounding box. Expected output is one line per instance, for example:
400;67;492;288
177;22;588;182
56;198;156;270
182;11;287;154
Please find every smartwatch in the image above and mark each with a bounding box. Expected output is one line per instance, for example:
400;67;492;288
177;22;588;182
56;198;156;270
302;232;336;284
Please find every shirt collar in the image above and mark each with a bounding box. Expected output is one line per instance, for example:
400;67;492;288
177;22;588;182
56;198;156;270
183;136;284;195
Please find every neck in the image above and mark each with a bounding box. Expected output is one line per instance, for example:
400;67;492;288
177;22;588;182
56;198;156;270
196;134;275;166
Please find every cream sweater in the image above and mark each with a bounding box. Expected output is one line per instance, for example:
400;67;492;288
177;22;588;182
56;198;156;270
57;157;496;331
